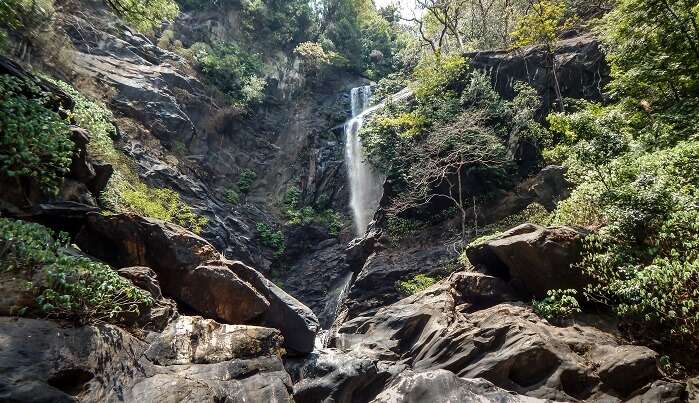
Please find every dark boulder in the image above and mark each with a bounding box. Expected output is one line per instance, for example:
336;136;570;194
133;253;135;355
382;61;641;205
285;349;397;403
466;223;590;298
76;213;318;353
223;259;320;354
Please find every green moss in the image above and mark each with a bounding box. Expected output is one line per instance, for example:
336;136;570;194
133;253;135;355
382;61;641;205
396;274;439;296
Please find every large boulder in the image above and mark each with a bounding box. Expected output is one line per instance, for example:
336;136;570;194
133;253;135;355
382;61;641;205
371;370;551;403
222;259;320;354
75;213;269;324
76;213;319;353
285;349;398;403
466;223;590;298
0;316;292;402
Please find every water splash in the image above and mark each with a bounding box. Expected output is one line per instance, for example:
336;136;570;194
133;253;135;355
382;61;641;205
344;86;411;236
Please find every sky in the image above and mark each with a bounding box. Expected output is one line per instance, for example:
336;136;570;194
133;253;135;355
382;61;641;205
375;0;418;18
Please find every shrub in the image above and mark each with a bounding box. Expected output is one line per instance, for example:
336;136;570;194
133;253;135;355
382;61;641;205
108;0;179;34
224;188;240;205
282;185;344;235
237;169;257;195
293;41;335;73
0;75;73;194
196;41;266;107
0;218;153;324
533;289;581;321
397;274;438;296
387;216;420;241
256;223;285;257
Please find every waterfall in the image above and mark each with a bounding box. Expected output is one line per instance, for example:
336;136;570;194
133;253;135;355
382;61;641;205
344;86;386;236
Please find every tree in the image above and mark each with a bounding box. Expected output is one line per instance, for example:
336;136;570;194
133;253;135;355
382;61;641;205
511;0;572;111
102;0;179;33
388;110;508;239
401;0;530;54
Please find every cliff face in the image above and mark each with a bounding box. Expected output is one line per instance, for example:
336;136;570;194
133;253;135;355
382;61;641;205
42;2;364;273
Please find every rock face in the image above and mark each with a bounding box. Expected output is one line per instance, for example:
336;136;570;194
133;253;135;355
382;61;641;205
333;274;667;402
466;223;590;298
0;316;292;402
469;33;608;116
75;212;319;353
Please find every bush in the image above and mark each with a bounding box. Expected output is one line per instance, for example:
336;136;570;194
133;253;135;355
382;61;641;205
0;218;153;324
397;274;438;296
256;223;285;257
387;216;420;241
282;185;344;235
0;75;73;194
237;169;257;195
196;41;266;107
224;188;240;204
533;289;581;321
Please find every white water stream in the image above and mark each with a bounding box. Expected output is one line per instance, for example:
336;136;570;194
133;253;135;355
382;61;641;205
344;86;412;236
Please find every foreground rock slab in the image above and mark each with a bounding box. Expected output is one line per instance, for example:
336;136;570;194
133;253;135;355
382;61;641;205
334;273;670;402
0;316;292;402
371;370;553;403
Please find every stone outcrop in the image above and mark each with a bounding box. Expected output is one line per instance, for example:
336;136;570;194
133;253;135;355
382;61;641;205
466;223;590;298
0;316;292;402
468;33;608;116
332;273;671;402
75;212;319;353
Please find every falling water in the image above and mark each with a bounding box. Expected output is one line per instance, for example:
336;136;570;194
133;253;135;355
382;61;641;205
343;86;383;235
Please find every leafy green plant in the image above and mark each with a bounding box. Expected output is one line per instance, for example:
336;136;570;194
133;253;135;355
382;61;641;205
237;169;257;195
0;75;73;194
224;188;240;205
397;274;439;296
256;222;285;257
533;289;581;321
196;41;266;107
282;185;344;235
0;218;153;324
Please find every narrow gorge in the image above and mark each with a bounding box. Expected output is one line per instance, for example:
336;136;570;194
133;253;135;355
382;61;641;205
1;0;698;402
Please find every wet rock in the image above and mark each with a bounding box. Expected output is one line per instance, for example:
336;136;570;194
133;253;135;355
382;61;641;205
466;223;590;298
281;234;353;328
0;316;293;402
371;370;552;403
145;316;284;365
285;349;397;403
